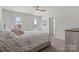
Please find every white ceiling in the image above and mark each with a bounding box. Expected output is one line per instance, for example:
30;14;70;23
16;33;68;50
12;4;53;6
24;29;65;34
2;6;63;16
2;6;79;16
2;6;50;16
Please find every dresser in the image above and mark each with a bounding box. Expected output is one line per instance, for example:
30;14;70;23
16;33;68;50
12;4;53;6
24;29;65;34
65;28;79;52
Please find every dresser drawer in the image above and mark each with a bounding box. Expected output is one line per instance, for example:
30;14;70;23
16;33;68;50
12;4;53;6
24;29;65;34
65;45;77;52
65;30;79;52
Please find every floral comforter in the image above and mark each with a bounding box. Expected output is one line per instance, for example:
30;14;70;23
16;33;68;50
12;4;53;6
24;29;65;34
0;31;51;52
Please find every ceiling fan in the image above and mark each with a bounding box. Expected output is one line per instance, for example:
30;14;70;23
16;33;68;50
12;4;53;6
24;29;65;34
33;6;46;12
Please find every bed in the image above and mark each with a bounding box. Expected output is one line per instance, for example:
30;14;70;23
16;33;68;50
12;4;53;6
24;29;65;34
0;31;51;52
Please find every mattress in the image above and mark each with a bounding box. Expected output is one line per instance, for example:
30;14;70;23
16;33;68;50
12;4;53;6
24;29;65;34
0;31;51;52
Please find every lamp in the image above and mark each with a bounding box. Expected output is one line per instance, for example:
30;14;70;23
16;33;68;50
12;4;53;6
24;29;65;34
34;17;38;30
34;18;37;25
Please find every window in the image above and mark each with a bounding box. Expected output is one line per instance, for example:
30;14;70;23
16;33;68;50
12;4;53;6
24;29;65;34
15;16;22;25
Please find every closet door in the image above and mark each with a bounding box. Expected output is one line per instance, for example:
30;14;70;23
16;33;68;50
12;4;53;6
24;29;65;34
49;17;55;36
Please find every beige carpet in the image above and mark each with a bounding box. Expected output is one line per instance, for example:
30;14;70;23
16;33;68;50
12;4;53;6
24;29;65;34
39;37;65;52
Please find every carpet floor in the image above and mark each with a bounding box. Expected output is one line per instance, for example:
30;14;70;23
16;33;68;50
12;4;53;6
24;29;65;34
40;37;65;52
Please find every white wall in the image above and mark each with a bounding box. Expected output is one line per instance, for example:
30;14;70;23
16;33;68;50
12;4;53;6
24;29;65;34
0;7;4;30
0;7;2;22
54;7;79;40
2;9;42;31
41;7;79;40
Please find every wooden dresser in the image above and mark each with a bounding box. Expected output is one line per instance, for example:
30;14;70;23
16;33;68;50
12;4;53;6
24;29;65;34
65;28;79;52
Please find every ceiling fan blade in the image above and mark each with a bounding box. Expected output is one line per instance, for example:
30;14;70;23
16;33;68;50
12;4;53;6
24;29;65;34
39;9;46;11
33;6;46;12
33;6;39;9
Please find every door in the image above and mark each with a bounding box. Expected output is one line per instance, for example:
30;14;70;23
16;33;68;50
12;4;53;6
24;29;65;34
49;17;55;36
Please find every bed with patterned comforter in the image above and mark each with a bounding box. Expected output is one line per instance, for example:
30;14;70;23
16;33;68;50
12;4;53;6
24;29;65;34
0;31;51;52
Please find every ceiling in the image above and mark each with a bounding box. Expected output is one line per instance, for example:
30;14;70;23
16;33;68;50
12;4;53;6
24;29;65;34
2;6;79;16
2;6;63;16
2;6;49;15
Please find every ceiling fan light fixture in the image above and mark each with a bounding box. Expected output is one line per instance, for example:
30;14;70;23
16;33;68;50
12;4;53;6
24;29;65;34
33;6;46;13
36;10;39;13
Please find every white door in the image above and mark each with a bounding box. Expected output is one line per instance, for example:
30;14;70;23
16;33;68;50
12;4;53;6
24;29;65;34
49;17;55;36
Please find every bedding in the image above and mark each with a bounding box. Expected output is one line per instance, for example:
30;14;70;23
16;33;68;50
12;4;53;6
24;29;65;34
0;31;51;52
11;25;24;36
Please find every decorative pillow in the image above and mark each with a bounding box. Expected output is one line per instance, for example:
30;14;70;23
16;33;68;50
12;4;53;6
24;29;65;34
11;28;20;36
19;29;24;34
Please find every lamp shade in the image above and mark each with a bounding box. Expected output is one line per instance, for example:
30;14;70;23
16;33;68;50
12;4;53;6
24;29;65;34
34;18;37;25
